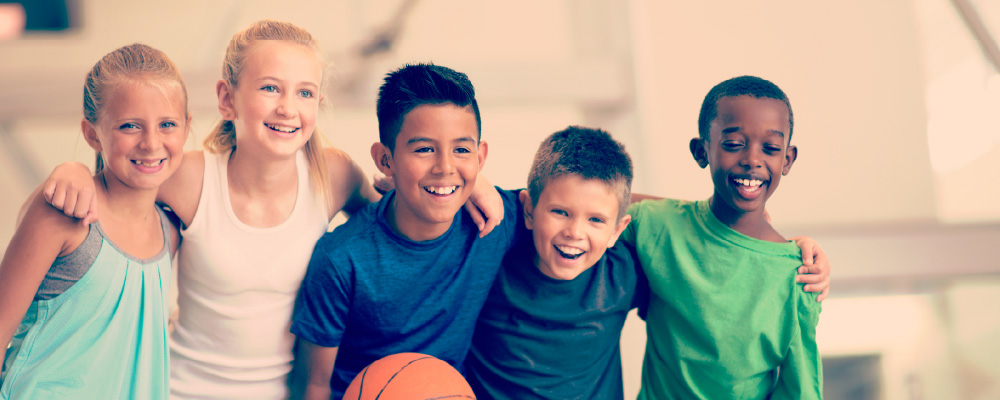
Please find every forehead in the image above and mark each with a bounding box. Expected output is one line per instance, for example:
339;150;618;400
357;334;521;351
241;41;322;83
102;80;186;119
396;103;479;145
540;175;622;209
712;95;790;134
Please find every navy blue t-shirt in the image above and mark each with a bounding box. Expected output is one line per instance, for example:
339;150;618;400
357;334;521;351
291;188;520;397
465;224;648;400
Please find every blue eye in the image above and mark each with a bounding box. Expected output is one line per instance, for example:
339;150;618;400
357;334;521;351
551;209;568;217
589;217;606;224
160;121;177;129
298;89;314;98
119;122;139;130
261;85;278;93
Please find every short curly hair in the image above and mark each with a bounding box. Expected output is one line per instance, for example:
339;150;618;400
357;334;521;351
697;75;793;142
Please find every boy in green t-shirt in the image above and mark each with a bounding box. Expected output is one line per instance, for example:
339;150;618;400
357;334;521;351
623;75;823;399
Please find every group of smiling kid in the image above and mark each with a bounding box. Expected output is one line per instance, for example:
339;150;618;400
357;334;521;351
0;18;829;400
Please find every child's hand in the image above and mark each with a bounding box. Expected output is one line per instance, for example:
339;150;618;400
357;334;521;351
372;173;394;195
792;236;830;302
467;175;504;238
43;162;98;226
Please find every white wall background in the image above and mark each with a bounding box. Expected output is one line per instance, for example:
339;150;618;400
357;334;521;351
1;1;998;398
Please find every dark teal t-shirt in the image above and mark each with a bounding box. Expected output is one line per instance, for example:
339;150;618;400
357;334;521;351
465;224;648;400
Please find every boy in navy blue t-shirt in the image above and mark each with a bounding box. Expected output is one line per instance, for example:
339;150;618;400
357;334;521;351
290;63;520;399
466;126;647;399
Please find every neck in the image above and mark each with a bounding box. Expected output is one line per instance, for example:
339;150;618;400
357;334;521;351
95;172;159;220
226;147;298;197
708;194;778;241
385;195;452;242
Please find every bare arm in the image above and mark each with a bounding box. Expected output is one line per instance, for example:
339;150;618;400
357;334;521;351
326;148;379;220
1;192;87;366
292;339;338;400
27;161;96;226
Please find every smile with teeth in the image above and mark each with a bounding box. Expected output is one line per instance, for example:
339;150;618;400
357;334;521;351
733;177;765;192
265;123;298;133
424;186;458;195
131;159;164;167
554;245;585;260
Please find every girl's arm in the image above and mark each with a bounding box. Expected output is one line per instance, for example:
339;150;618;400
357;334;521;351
33;161;96;225
36;150;203;228
1;190;87;366
325;148;380;220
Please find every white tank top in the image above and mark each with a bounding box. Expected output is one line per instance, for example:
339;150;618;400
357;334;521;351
169;150;329;399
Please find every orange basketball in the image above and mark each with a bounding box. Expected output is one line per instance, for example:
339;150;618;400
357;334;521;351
342;353;476;400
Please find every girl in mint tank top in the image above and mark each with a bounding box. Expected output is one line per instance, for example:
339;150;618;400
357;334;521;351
0;43;190;399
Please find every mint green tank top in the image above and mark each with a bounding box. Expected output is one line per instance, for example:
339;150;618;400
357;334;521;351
1;208;172;399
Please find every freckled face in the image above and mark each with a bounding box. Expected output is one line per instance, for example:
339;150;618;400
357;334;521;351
702;95;795;215
88;81;188;191
525;175;629;280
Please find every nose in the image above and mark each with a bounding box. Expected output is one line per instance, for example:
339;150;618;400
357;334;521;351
432;151;455;175
740;146;764;170
139;129;162;151
276;93;297;118
562;218;584;239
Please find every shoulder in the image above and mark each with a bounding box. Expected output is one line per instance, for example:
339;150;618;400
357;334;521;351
158;150;205;224
19;189;89;256
321;147;365;186
316;204;379;250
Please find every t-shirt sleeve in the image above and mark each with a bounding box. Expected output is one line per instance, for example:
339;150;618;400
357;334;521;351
621;202;642;247
498;187;525;250
770;290;823;399
291;239;352;347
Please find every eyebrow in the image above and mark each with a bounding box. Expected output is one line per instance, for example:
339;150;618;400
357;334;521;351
720;126;786;138
257;76;319;89
405;136;477;145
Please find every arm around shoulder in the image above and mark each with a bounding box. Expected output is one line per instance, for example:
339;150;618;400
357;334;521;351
156;150;205;227
324;147;379;219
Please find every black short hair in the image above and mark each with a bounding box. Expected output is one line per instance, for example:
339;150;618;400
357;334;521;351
527;126;633;218
376;63;482;151
697;75;793;142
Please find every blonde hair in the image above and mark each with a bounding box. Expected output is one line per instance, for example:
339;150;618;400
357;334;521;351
203;19;332;206
84;43;189;173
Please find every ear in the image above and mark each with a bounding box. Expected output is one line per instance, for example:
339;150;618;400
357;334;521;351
371;142;394;176
782;144;798;175
689;138;709;169
81;119;102;152
519;189;534;230
217;80;236;120
606;214;631;248
477;140;489;171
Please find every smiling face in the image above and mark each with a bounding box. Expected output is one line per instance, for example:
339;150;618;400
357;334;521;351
692;95;797;220
524;175;630;281
372;103;487;241
221;40;322;159
84;80;189;191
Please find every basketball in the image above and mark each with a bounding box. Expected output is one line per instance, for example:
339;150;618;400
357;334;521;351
342;353;476;400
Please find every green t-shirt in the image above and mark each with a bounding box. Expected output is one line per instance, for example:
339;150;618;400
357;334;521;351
622;199;822;400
